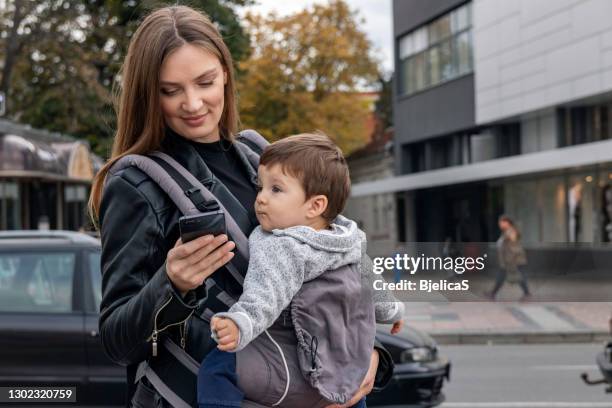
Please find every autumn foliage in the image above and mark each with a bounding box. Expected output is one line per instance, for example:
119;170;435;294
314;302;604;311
237;0;380;154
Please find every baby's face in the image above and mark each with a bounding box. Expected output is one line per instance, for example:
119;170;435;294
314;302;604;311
255;164;311;231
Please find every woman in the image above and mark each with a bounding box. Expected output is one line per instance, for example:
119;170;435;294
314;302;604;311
489;215;530;301
88;6;391;407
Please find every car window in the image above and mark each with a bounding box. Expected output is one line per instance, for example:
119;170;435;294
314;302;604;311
88;252;102;312
0;252;75;313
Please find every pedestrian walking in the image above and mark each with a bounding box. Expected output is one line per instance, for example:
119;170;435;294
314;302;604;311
487;215;531;301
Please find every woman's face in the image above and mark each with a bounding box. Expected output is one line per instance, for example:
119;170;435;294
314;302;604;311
159;44;227;143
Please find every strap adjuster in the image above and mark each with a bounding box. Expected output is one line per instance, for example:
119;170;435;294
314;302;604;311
184;187;220;212
184;187;200;197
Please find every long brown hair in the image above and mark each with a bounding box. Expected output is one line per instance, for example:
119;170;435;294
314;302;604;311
88;5;239;225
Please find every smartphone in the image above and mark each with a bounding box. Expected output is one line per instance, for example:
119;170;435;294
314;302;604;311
179;210;227;243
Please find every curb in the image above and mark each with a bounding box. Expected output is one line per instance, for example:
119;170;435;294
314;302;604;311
430;330;609;345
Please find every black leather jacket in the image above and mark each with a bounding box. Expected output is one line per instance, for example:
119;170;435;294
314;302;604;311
98;131;393;407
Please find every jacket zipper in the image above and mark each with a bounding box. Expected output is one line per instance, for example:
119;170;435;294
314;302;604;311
147;295;194;357
180;318;188;349
179;320;185;349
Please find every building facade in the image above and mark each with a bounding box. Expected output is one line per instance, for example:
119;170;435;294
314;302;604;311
345;126;397;253
0;120;101;231
352;0;612;246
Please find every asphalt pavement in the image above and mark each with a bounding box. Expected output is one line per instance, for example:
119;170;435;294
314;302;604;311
439;343;612;407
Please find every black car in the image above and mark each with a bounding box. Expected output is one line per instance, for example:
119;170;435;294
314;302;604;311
0;231;449;407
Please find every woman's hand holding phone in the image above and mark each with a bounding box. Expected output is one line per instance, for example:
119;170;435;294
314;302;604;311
166;234;235;296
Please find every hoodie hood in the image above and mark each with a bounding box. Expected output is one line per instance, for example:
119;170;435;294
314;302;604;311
271;215;365;253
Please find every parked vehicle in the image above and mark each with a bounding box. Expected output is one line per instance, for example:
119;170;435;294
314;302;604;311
0;231;122;405
0;230;449;407
581;316;612;394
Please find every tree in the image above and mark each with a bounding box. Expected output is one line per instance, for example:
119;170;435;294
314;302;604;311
0;0;252;157
1;0;113;151
237;0;380;154
0;0;26;110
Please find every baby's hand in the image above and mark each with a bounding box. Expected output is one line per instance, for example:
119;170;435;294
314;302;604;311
390;319;404;335
211;316;240;351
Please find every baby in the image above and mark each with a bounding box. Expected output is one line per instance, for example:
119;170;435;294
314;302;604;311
197;133;404;408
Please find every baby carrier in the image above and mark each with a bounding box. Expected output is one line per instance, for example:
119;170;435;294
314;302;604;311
106;130;376;407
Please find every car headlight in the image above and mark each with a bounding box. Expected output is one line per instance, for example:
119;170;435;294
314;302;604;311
400;347;434;363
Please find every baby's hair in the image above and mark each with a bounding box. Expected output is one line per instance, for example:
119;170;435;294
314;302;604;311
259;132;350;223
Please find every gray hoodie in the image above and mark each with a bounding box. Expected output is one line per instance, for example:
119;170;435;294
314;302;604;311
214;215;404;351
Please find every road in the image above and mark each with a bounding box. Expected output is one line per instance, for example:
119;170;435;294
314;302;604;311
440;343;612;407
11;344;612;408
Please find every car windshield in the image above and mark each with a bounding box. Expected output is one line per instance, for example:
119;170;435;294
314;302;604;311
0;252;75;313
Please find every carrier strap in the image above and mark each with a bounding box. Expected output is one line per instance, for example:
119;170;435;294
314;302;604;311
135;360;192;408
108;130;272;407
107;154;246;305
236;129;269;154
150;151;250;262
106;154;199;216
163;337;199;375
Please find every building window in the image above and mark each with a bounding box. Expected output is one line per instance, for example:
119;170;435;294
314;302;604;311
400;122;521;174
398;2;473;96
602;170;612;243
430;137;457;170
401;142;426;174
26;182;58;230
0;181;21;230
496;124;521;158
64;185;88;231
558;103;612;147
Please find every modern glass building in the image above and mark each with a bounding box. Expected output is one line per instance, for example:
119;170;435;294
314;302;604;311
352;0;612;247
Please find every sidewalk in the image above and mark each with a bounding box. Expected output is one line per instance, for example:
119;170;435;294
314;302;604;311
396;301;612;344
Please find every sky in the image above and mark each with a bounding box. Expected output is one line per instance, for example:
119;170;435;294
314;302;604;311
240;0;394;75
